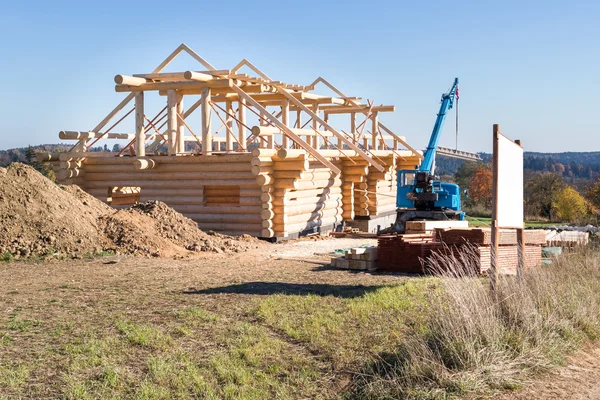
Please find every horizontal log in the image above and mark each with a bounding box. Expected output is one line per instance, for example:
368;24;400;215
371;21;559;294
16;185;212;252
59;131;135;140
342;166;369;175
183;71;214;81
272;160;309;171
68;153;253;163
273;193;342;207
37;152;60;162
84;162;252;173
251;165;273;175
273;216;342;236
171;209;261;223
115;78;233;92
321;105;395;114
251;157;273;167
342;174;365;183
58;169;85;179
256;174;272;186
274;187;342;199
260;209;275;220
134;158;157;170
251;148;278;158
139;196;204;205
60;161;82;169
275;200;343;217
84;172;255;181
273;209;342;225
114;75;147;86
261;220;274;229
90;187;274;198
85;180;259;189
195;222;263;232
261;228;275;238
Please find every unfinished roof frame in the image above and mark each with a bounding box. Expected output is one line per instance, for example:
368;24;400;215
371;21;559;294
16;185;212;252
61;43;423;175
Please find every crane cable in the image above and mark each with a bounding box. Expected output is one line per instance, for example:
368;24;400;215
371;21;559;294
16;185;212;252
455;83;459;150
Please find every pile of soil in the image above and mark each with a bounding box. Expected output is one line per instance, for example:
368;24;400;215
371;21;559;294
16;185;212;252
0;164;256;259
100;201;252;257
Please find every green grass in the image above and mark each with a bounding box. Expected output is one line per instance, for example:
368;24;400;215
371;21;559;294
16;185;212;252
0;365;30;390
466;216;559;228
255;280;434;368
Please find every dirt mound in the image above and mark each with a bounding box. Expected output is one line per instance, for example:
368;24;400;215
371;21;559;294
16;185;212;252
0;164;257;259
100;201;252;257
0;163;111;258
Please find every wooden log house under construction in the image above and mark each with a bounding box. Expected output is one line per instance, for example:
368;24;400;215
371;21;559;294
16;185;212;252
41;44;423;239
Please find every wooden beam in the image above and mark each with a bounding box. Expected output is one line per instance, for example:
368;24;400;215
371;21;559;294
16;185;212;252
135;92;145;157
176;94;185;153
321;105;395;114
281;100;289;149
115;79;232;92
275;87;385;172
371;111;379;150
231;85;341;175
225;100;234;151
59;131;135;140
238;97;247;149
201;88;212;155
114;75;147;86
167;90;178;155
184;71;214;81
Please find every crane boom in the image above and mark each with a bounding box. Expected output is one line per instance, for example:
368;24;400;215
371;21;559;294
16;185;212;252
419;77;459;173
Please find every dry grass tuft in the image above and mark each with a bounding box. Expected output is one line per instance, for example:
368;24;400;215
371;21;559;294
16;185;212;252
349;246;600;399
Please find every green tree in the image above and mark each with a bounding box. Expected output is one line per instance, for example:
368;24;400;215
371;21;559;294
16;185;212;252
525;173;565;219
112;144;122;153
552;186;587;222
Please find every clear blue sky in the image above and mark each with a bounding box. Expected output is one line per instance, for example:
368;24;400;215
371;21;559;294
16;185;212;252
0;0;598;153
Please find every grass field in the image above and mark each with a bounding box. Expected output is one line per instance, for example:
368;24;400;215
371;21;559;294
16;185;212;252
466;216;558;228
1;240;599;399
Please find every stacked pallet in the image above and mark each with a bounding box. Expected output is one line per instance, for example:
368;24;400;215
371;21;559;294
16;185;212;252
405;220;469;234
434;228;547;245
377;234;438;273
331;246;378;271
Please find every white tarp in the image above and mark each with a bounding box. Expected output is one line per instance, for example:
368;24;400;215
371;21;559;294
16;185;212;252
496;133;524;228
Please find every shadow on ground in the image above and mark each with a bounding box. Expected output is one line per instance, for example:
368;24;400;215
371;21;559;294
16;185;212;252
184;281;384;298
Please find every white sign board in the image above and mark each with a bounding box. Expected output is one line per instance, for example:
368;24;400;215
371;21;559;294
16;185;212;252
495;132;524;228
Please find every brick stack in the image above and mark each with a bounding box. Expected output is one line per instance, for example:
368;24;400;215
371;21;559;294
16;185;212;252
431;228;545;275
375;228;546;276
376;234;439;273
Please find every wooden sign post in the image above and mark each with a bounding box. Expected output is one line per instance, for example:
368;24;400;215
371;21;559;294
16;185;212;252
490;124;525;295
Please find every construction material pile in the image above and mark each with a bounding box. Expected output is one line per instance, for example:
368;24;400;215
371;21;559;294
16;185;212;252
377;234;438;273
0;164;254;259
331;246;378;271
376;227;545;275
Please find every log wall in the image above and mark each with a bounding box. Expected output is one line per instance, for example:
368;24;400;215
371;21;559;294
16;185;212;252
48;149;421;239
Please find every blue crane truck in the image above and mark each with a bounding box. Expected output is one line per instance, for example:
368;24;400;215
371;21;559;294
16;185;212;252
381;78;465;234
